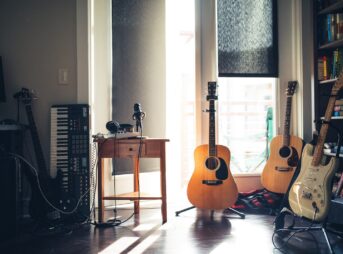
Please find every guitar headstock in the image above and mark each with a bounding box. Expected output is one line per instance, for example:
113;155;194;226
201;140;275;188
207;81;218;101
13;88;36;105
333;70;343;95
286;81;298;96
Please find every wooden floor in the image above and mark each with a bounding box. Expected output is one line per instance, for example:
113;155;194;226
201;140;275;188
1;202;343;254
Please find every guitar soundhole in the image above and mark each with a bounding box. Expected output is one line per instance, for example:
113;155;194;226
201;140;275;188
279;146;291;158
206;157;219;170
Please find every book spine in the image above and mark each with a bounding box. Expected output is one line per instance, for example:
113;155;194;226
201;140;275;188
323;56;328;79
333;49;338;78
328;14;332;42
318;57;324;80
337;13;343;40
331;14;337;41
333;111;343;116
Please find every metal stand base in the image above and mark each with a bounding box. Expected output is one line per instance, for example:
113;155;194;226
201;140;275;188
175;206;245;219
274;207;336;254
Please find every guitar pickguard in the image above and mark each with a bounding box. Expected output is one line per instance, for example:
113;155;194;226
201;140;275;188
287;146;299;167
215;158;229;180
288;144;337;221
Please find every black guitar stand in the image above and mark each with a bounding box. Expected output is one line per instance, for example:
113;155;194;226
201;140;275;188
273;121;343;254
175;205;245;219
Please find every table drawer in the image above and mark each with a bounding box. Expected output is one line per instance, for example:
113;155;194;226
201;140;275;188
118;143;145;157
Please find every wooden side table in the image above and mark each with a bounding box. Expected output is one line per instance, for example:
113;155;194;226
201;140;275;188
94;137;169;224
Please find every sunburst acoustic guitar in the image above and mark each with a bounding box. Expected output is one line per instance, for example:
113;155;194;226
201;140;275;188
187;81;238;210
288;72;343;222
261;81;303;194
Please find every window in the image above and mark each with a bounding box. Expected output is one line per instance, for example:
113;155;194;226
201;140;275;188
218;78;275;174
166;0;196;194
216;0;278;174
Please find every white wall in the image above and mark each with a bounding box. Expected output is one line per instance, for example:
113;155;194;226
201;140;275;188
278;0;313;142
0;0;78;171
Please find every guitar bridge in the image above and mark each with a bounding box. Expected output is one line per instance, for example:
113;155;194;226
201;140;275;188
202;180;222;185
275;166;293;172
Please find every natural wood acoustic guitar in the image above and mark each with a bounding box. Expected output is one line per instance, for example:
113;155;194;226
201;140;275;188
187;81;238;210
261;81;303;194
288;73;343;222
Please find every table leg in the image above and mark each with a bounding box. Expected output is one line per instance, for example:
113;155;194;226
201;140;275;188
160;143;167;223
98;158;105;223
133;157;140;215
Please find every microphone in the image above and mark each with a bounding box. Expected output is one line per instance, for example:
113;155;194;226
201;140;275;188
132;103;146;132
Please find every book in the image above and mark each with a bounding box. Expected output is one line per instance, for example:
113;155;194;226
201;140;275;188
328;14;332;42
318;57;324;80
335;99;343;106
337;13;343;40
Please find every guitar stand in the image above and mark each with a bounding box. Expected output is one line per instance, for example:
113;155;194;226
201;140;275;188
175;206;245;219
273;125;343;254
274;207;342;254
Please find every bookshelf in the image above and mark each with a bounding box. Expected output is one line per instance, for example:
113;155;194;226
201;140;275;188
314;1;343;221
315;0;343;143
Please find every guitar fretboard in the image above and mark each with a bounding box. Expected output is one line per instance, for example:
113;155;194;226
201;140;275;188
209;100;216;157
25;104;49;180
282;96;292;147
312;94;338;166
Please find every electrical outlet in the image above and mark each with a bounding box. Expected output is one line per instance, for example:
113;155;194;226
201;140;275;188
58;68;68;85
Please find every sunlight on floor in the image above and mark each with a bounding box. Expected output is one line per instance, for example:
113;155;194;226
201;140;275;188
132;223;156;232
210;242;230;254
98;237;139;254
128;231;162;254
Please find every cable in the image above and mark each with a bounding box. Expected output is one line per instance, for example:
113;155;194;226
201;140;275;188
84;142;99;223
272;208;318;253
100;127;144;227
10;152;96;216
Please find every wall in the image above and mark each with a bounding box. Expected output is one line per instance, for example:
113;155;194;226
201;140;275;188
278;0;314;142
111;0;166;174
0;0;78;171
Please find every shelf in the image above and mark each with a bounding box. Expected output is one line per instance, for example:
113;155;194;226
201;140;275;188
324;151;343;158
319;38;343;50
318;0;343;15
321;116;343;120
103;191;162;201
319;78;338;84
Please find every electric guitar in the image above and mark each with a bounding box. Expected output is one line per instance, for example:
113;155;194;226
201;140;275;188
187;81;238;210
288;73;343;222
261;81;303;194
15;88;61;221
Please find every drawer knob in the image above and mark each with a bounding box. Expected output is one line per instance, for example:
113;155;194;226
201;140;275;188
129;148;133;151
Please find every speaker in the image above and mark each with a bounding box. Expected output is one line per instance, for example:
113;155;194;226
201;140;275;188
0;127;27;241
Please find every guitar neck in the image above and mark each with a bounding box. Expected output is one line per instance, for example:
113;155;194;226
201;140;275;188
209;100;216;157
25;104;49;179
282;96;292;146
312;93;338;166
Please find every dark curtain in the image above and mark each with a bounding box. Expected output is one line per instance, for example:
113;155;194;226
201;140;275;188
217;0;278;77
